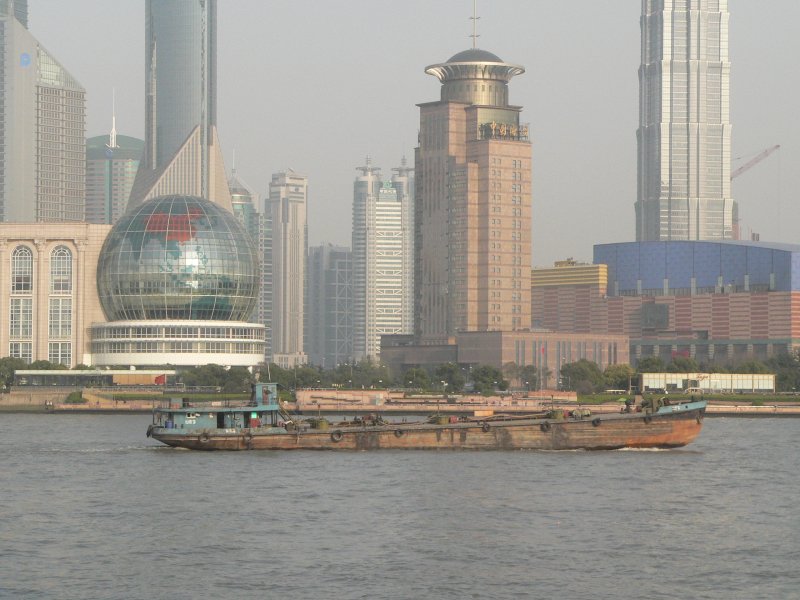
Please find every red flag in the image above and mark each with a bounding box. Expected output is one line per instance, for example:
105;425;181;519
154;374;166;385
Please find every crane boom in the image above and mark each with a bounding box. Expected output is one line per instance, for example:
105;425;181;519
731;145;780;180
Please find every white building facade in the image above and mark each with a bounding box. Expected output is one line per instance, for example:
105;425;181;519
266;171;307;368
352;159;413;360
636;0;735;241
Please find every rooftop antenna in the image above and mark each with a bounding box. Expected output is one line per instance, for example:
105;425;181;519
470;0;480;48
107;88;118;149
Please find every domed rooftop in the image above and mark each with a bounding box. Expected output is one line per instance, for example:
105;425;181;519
446;48;504;63
425;47;524;106
96;195;260;322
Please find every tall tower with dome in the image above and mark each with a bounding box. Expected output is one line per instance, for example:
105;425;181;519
413;46;532;344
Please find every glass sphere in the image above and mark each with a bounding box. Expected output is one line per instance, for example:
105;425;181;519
97;195;260;322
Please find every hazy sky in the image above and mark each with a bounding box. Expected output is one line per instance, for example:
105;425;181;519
32;1;799;266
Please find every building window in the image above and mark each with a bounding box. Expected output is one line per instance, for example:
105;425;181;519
50;246;73;293
10;298;33;338
49;342;72;366
10;342;33;364
11;246;33;293
49;298;72;338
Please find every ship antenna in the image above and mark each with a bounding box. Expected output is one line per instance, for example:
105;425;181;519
470;0;480;48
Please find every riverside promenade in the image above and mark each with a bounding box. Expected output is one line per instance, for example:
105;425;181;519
1;387;799;417
290;389;800;418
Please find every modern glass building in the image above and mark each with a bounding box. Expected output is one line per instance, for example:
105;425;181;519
306;243;353;369
92;195;264;367
635;0;735;241
1;0;86;222
595;241;800;298
228;167;259;242
130;0;231;210
86;134;144;225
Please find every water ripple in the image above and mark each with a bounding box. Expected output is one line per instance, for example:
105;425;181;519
1;416;798;599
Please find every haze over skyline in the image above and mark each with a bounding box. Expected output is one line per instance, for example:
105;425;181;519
31;0;799;266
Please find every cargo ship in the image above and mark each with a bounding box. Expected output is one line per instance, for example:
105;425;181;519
147;383;706;451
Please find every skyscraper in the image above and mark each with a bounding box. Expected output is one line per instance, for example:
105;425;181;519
265;170;308;368
414;48;531;344
228;166;259;242
351;158;413;360
1;0;86;222
85;133;143;225
306;243;353;369
129;0;231;210
636;0;735;241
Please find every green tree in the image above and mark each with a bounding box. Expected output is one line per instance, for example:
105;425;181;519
735;360;771;374
434;363;465;393
471;365;507;394
666;356;700;373
603;363;636;390
502;362;521;387
636;356;665;373
0;356;26;391
293;365;325;389
518;365;539;391
766;352;800;392
561;359;605;395
221;366;254;393
402;368;430;390
181;364;228;388
29;360;68;370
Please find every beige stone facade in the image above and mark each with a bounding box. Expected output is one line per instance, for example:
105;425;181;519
415;50;531;345
0;223;111;366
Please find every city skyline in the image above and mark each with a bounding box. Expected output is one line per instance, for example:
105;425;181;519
29;0;800;265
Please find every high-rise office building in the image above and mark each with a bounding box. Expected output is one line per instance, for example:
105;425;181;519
256;210;272;361
351;158;413;360
129;0;232;210
635;0;735;241
1;0;86;222
86;133;143;225
306;243;353;369
414;48;532;344
3;0;26;27
228;167;259;241
265;171;307;368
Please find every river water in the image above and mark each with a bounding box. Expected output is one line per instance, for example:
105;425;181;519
1;414;798;600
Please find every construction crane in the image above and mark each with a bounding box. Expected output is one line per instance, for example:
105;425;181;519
731;144;780;180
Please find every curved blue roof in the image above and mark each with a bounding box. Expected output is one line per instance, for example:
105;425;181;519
594;240;800;294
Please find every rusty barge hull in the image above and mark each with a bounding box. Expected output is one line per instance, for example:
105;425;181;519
151;408;705;451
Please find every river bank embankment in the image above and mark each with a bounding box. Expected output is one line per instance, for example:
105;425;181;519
2;387;800;417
